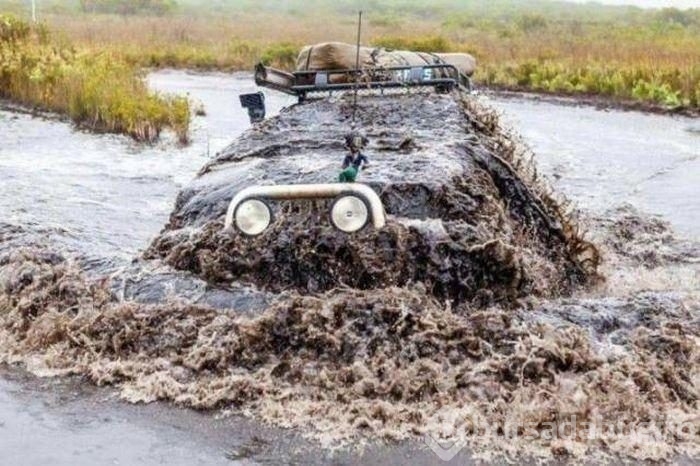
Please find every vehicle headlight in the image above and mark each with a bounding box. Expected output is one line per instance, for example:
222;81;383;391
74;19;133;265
330;194;369;233
234;198;272;236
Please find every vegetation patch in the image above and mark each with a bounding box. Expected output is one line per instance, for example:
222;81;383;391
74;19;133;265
15;1;694;111
0;15;190;143
79;0;177;16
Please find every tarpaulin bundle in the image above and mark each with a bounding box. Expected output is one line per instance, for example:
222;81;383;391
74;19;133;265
295;42;476;78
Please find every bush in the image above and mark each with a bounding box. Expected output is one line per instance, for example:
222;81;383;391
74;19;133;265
632;80;682;107
0;14;29;42
654;8;698;27
0;15;190;143
515;14;548;33
371;35;452;53
79;0;177;16
260;43;299;69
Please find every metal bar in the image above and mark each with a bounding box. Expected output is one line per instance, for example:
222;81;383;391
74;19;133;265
352;11;362;127
292;64;461;77
254;63;464;97
224;183;386;230
254;64;298;96
291;79;457;92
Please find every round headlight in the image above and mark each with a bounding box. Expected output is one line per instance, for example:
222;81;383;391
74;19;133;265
330;194;369;233
234;198;272;236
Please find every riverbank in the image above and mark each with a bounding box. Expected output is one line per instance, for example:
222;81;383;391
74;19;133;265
482;88;700;118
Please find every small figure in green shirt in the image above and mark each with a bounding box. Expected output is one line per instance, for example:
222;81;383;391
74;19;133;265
338;133;369;182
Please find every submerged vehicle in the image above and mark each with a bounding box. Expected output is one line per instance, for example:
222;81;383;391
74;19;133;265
148;41;595;303
231;41;477;237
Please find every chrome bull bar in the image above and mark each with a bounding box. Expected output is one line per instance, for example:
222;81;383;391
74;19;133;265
224;183;386;235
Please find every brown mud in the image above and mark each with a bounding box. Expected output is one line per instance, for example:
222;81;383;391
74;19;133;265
0;90;698;462
0;100;64;120
0;224;697;461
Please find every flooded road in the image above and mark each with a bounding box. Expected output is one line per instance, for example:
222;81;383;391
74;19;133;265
1;72;696;262
0;72;295;259
0;368;236;466
485;95;700;240
0;70;698;464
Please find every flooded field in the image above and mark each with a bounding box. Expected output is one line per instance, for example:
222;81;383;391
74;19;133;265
0;70;697;464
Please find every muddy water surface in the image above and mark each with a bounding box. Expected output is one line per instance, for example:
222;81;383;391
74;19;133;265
0;70;697;465
0;71;294;259
486;95;700;240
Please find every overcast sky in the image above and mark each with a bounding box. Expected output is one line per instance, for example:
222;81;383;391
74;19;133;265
565;0;699;8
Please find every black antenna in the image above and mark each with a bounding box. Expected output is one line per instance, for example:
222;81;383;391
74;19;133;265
352;11;362;128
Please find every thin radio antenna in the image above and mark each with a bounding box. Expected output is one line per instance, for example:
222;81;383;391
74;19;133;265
351;10;362;128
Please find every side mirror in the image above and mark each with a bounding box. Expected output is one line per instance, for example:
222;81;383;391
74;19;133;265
239;92;266;123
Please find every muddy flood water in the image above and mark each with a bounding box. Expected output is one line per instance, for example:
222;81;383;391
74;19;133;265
0;70;698;465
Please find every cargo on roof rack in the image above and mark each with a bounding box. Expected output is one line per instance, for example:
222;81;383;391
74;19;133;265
254;62;471;101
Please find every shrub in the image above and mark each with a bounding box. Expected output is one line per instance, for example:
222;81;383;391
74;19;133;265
0;14;29;42
515;14;548;33
260;43;299;69
79;0;177;16
0;15;190;143
371;35;452;53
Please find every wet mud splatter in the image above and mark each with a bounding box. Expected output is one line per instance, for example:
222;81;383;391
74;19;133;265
0;239;697;461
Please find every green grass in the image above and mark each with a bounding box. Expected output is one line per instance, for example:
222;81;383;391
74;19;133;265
478;59;697;108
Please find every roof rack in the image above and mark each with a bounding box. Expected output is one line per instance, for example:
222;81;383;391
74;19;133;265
254;63;470;101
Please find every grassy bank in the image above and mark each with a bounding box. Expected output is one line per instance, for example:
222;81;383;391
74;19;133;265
17;3;697;112
375;26;700;109
0;15;190;142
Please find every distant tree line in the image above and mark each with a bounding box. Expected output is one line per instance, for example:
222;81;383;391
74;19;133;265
79;0;177;15
0;14;30;42
653;7;700;27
